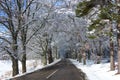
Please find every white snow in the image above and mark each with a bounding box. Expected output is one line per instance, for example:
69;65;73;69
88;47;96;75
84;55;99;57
0;59;61;80
0;60;12;79
0;60;43;80
70;59;120;80
55;8;75;15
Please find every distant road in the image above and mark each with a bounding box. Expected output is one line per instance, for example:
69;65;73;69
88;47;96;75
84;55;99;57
11;59;87;80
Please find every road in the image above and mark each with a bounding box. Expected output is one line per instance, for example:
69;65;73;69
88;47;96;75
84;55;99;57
10;59;87;80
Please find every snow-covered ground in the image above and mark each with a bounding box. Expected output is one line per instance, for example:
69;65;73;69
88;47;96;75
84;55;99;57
70;59;120;80
0;60;12;79
0;59;61;80
0;60;43;80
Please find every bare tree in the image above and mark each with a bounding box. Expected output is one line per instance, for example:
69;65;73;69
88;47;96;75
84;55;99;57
0;0;37;75
0;0;21;76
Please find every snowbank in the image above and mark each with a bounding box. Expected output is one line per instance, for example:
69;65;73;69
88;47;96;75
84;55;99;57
9;59;61;79
70;59;120;80
0;59;61;80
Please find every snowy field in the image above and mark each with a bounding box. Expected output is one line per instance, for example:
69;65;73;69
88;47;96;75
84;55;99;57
0;60;44;80
70;59;120;80
0;59;61;80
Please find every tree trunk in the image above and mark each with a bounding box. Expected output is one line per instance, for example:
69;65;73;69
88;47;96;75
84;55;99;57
116;15;120;73
11;57;19;76
116;0;120;72
55;46;58;59
117;30;120;73
21;36;27;73
87;50;91;60
11;38;19;76
78;53;82;62
83;56;86;65
43;51;47;65
75;50;77;59
83;52;86;65
22;53;26;73
110;21;115;70
48;48;53;64
110;41;115;71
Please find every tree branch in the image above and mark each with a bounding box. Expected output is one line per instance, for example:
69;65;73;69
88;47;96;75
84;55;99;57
0;36;11;44
23;0;34;14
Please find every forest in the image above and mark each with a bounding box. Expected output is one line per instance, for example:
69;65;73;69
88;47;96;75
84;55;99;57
0;0;120;80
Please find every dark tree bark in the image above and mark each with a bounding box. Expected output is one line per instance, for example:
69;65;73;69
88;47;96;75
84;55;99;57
11;57;19;76
21;54;26;73
11;37;19;76
20;22;27;73
109;21;115;70
55;46;58;59
117;23;120;73
48;48;53;64
110;39;115;70
21;46;27;73
44;50;47;65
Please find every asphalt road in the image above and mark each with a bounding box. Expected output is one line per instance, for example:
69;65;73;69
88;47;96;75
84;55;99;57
10;59;87;80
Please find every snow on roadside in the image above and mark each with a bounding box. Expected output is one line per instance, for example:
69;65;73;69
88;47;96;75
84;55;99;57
0;60;12;79
6;59;61;80
0;60;42;80
0;59;61;80
70;59;120;80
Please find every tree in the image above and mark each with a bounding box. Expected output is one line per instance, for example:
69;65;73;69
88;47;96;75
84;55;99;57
27;0;57;65
18;0;54;73
18;0;36;73
0;0;21;76
76;0;120;73
0;0;39;75
27;0;88;62
32;34;49;65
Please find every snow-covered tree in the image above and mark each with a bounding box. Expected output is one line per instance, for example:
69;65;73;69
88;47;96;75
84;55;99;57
76;0;120;73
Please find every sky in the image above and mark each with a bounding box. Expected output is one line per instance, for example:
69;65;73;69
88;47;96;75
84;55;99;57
0;26;7;33
55;0;65;6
